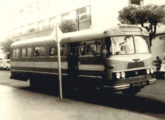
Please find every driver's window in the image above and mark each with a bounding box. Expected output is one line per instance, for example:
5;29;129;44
112;36;134;55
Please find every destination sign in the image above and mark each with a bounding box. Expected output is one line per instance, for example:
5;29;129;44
120;26;142;32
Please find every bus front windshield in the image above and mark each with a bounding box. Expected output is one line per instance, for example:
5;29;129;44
112;36;149;55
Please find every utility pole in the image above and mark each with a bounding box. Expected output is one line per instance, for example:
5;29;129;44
55;24;63;100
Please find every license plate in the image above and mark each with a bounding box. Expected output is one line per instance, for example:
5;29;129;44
132;81;147;87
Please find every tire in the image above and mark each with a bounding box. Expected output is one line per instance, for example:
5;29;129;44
30;78;38;89
162;73;165;79
123;88;140;97
30;78;58;89
6;67;9;71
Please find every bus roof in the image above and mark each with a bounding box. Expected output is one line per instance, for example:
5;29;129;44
11;36;55;48
11;25;148;48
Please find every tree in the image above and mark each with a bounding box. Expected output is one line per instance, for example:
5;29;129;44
0;39;12;53
118;5;165;44
59;19;77;33
146;5;165;36
118;5;138;24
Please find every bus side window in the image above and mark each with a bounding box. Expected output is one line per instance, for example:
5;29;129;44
86;44;94;55
22;48;27;57
14;49;20;58
34;46;46;57
80;41;102;56
34;47;40;57
27;48;32;57
40;46;46;56
49;46;57;56
61;44;66;56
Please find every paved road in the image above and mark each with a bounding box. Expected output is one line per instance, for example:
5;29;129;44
0;71;165;120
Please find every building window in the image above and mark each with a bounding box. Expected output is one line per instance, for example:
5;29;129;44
14;28;21;36
21;25;28;34
28;23;36;32
49;17;56;28
61;11;77;32
130;0;143;5
38;19;49;31
77;6;91;30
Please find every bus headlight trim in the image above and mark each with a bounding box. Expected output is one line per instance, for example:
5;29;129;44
146;68;150;74
116;72;121;79
121;71;125;78
150;67;155;74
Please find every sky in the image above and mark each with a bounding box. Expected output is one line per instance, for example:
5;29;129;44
144;0;165;5
0;0;33;40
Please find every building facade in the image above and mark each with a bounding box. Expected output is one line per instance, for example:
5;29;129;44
8;0;163;40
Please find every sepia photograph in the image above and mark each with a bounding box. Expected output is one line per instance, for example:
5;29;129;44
0;0;165;120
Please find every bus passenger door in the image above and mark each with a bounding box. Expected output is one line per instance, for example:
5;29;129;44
68;43;79;79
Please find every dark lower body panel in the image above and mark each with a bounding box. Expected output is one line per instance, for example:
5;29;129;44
10;68;156;91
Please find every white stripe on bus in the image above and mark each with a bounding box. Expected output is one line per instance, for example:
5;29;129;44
11;69;68;75
11;61;105;71
11;61;68;69
78;64;104;71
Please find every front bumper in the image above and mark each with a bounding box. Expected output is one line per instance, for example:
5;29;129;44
103;76;156;91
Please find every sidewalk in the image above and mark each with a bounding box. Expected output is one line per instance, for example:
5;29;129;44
0;85;158;120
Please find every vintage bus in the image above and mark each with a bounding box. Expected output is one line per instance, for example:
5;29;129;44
10;25;156;95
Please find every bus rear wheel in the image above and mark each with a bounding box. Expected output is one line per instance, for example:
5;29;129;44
30;78;39;88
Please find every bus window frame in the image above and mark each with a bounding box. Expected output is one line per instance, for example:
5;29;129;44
61;44;67;57
104;37;112;57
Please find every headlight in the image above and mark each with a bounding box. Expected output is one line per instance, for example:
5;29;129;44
150;67;155;74
116;72;121;79
146;68;150;74
121;71;125;78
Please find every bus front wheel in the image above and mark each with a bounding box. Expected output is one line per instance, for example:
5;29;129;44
122;88;140;97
